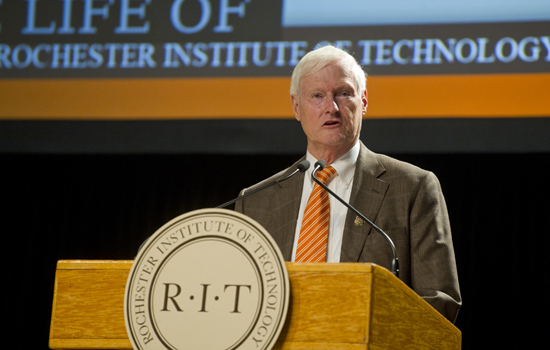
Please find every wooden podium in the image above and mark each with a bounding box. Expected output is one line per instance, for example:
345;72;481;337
49;260;461;350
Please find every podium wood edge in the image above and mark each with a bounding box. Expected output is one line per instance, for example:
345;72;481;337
49;262;60;347
49;339;133;350
55;260;134;270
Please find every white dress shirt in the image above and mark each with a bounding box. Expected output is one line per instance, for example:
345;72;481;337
291;142;359;262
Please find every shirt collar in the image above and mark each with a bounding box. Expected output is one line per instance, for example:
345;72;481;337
305;142;359;189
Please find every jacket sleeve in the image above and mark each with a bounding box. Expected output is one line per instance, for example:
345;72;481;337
409;171;462;323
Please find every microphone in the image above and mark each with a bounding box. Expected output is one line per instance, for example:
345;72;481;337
312;160;400;277
216;160;310;209
136;160;310;256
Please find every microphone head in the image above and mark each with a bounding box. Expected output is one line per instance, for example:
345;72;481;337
314;160;326;171
297;160;310;172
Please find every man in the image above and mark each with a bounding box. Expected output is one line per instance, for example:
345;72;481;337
234;46;461;323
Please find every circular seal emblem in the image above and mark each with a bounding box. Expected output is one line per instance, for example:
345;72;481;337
124;209;289;350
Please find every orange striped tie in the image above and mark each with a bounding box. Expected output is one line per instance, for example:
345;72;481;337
295;166;337;262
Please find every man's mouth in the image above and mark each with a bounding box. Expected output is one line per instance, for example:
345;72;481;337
324;121;340;126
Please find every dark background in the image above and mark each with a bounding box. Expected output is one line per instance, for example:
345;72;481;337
3;140;549;349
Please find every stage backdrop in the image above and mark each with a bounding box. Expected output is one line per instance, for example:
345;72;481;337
1;0;549;153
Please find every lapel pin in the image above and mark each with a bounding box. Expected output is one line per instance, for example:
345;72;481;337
354;216;364;227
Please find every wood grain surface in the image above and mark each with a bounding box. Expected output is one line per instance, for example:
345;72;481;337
49;261;460;350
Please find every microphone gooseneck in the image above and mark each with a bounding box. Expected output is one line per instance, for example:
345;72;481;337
312;160;400;277
216;160;311;209
137;160;310;256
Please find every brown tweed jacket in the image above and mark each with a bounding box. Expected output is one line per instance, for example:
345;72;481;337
235;142;461;323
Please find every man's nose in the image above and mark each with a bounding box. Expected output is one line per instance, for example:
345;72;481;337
325;96;339;114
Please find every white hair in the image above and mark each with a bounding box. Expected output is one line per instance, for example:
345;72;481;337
290;45;367;97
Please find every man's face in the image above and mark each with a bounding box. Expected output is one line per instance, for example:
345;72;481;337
291;61;367;157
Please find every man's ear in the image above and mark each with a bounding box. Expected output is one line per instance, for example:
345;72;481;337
291;94;300;121
362;89;368;114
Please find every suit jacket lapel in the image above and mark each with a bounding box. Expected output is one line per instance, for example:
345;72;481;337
267;157;305;260
340;143;389;262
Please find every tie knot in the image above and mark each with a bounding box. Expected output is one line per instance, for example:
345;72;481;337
317;166;337;185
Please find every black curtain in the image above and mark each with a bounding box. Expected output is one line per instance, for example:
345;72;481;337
4;152;549;349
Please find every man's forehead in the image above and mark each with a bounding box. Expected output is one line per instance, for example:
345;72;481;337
300;63;357;90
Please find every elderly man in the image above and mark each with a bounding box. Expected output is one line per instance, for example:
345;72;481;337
235;46;461;323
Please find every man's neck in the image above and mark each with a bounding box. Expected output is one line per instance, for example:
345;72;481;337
307;141;358;166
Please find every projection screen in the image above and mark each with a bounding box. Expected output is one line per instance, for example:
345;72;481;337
1;0;548;153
